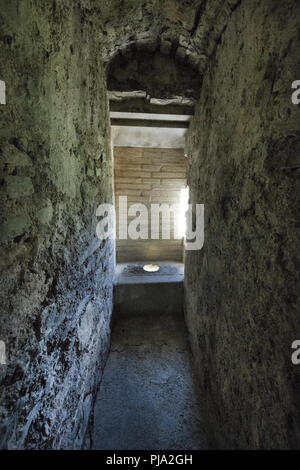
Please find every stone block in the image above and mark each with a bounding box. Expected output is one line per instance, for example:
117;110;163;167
0;214;31;242
160;40;172;55
1;144;32;167
37;199;53;225
5;176;34;199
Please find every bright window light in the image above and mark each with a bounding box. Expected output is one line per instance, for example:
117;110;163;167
178;187;189;238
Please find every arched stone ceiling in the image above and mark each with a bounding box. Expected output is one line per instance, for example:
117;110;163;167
90;0;241;75
107;49;202;99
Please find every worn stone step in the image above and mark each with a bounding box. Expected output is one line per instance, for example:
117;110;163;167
113;281;183;318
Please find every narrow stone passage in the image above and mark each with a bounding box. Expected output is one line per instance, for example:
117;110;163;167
2;1;299;451
90;312;210;450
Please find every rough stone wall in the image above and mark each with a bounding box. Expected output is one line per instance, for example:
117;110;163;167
0;1;114;449
185;0;300;449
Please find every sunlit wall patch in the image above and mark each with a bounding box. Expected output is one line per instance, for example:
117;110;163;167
0;80;6;105
0;340;6;365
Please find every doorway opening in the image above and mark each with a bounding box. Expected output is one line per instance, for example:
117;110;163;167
107;48;200;282
110;99;191;281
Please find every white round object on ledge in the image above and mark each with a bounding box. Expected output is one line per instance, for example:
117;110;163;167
143;264;160;272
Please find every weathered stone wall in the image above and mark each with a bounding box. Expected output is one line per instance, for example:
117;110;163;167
185;0;300;449
0;1;114;449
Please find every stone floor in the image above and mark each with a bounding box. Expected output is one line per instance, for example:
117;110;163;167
90;311;210;450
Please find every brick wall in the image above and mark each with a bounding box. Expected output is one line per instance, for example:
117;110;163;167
114;147;187;262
